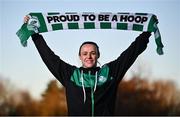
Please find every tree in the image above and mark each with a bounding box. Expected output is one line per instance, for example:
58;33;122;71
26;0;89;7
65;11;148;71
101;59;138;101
115;77;178;115
39;80;67;115
0;76;16;115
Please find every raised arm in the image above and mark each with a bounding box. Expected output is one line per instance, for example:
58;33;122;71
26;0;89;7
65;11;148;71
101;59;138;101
107;32;151;83
24;16;75;86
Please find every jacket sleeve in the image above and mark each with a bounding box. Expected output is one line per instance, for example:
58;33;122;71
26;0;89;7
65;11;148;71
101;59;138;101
107;32;151;83
31;33;76;86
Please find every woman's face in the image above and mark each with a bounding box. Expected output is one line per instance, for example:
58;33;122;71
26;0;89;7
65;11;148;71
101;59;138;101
79;44;99;68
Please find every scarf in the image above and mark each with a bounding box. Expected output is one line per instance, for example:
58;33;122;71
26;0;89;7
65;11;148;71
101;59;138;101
16;12;164;55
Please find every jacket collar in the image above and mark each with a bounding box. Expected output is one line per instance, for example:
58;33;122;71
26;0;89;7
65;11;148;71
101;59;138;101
79;67;100;75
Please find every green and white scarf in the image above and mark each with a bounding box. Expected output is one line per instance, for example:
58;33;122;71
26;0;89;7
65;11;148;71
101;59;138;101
16;12;164;55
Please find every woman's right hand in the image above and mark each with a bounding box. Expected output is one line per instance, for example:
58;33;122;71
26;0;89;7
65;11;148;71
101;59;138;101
24;15;30;23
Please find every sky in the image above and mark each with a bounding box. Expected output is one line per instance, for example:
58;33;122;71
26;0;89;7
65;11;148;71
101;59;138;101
0;0;180;99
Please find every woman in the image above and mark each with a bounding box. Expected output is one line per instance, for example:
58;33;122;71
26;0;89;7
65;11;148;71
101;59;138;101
24;16;151;116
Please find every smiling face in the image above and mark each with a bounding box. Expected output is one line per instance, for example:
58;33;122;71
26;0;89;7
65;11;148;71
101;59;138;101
79;44;99;68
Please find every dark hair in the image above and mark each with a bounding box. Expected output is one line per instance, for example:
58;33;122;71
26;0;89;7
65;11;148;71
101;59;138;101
79;41;100;58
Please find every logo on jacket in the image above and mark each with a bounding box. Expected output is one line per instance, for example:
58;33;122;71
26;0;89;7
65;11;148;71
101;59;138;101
98;76;107;84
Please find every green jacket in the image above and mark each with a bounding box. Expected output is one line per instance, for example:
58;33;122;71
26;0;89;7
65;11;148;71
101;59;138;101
32;32;150;116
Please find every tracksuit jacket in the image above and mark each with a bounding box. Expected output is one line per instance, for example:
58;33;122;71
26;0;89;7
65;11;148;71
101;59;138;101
31;32;151;116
